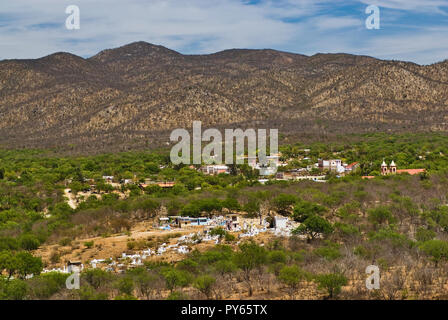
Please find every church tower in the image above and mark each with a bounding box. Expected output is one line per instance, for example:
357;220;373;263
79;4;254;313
381;160;388;176
390;160;397;174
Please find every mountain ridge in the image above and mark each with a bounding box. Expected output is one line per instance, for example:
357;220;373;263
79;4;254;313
0;41;447;153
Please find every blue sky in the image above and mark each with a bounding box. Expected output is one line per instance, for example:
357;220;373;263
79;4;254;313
1;0;448;64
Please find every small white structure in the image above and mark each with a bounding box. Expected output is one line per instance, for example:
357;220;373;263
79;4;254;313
67;261;83;273
274;216;288;230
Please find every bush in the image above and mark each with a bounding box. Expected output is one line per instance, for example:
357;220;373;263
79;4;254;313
268;250;287;264
416;228;436;242
84;241;94;249
166;291;189;300
19;234;41;251
272;194;298;215
368;206;395;226
193;275;216;299
58;238;72;246
28;272;68;299
115;277;134;296
314;241;342;261
292;200;327;222
419;240;448;266
161;268;192;293
292;215;333;241
278;265;306;292
83;269;111;289
314;273;348;299
0;278;28;300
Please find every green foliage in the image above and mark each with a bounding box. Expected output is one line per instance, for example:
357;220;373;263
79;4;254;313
234;241;268;273
314;241;342;261
193;275;216;299
268;250;287;264
166;291;189;300
78;286;109;300
243;199;260;217
272;194;298;215
314;273;348;299
28;272;68;299
115;277;134;296
292;215;333;241
419;240;448;265
83;269;112;289
368;206;396;226
84;241;94;249
292;200;327;222
114;294;138;300
416;227;436;242
15;252;43;279
334;222;360;237
369;228;414;249
278;265;306;290
19;234;41;251
161;268;192;292
0;278;28;300
209;227;227;238
214;260;237;275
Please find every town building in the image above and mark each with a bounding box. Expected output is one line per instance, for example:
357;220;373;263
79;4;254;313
201;165;230;175
318;159;345;173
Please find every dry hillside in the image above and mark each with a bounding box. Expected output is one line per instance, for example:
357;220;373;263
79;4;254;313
1;41;447;152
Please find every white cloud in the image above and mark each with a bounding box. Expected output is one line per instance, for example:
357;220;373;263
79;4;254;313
0;0;446;64
359;0;448;14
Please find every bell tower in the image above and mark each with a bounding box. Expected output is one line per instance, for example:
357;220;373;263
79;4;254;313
381;160;388;176
390;160;397;174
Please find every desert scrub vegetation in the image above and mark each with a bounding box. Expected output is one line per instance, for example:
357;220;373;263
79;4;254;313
2;134;448;299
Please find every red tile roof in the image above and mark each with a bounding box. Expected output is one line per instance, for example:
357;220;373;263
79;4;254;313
346;162;359;169
396;169;425;175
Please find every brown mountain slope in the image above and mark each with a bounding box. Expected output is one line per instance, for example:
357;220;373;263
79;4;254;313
0;41;447;153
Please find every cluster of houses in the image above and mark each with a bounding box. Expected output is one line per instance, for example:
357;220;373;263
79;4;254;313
198;149;363;183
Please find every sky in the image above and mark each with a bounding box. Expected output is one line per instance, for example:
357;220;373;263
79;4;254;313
1;0;448;65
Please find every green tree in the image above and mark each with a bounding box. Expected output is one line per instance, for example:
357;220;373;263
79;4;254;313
161;268;191;293
127;268;161;299
19;234;40;251
0;251;19;279
419;240;448;266
272;194;298;216
83;269;111;289
221;197;241;214
292;200;327;222
315;273;348;299
416;227;436;242
368;206;395;227
115;277;134;296
16;252;43;279
292;215;333;241
233;241;267;296
0;278;28;300
193;275;216;299
278;265;306;299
